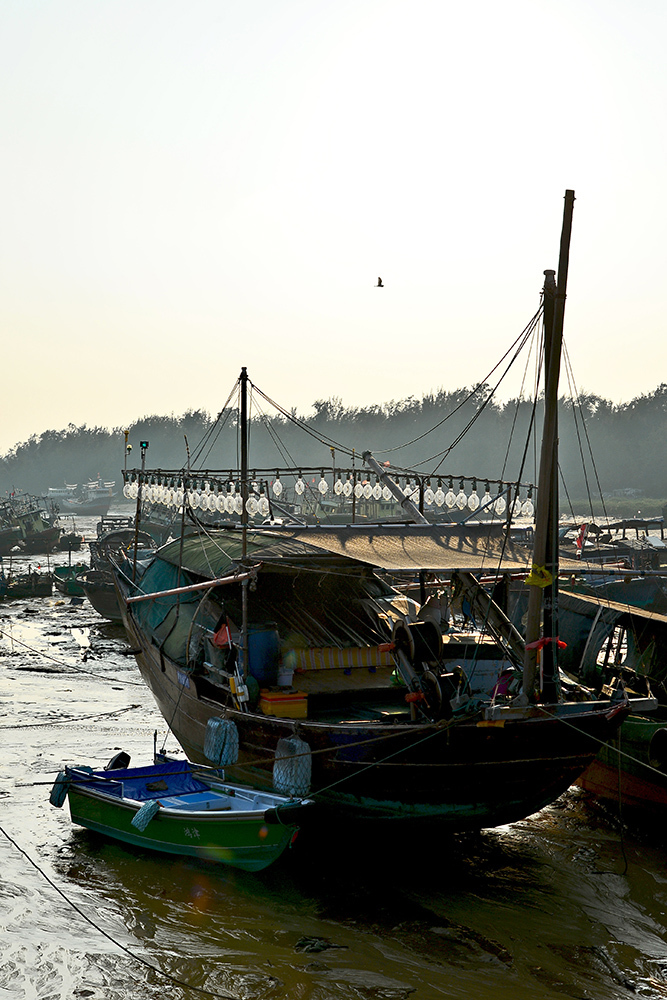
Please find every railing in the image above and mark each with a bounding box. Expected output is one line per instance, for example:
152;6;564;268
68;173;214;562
122;466;536;520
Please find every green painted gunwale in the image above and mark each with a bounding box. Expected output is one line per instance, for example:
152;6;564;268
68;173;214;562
66;785;296;872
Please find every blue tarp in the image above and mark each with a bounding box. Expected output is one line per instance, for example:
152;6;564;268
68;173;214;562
71;759;209;802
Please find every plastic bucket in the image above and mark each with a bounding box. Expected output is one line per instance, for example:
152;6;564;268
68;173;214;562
244;624;281;686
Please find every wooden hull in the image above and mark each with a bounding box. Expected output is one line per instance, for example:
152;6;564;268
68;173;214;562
0;526;22;555
577;714;667;814
1;574;53;599
21;526;61;554
66;787;296;871
54;564;88;596
122;610;629;828
82;572;123;621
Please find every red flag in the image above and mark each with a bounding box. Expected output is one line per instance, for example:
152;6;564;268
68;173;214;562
212;623;232;648
576;523;588;557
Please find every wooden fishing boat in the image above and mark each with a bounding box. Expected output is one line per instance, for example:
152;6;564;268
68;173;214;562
61;478;116;517
0;567;53;599
83;524;156;621
50;756;312;872
110;192;654;830
548;586;667;818
54;562;89;596
0;496;62;554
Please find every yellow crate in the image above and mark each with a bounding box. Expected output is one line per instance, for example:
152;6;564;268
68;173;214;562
259;690;308;718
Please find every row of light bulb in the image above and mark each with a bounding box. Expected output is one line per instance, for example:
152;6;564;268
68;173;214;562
279;477;534;516
122;481;272;517
123;477;535;518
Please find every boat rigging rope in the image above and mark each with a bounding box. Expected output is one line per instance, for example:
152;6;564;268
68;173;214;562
497;308;543;484
417;307;543;476
246;307;543;468
250;381;356;458
562;342;611;527
252;395;341;524
0;628;145;686
376;303;544;457
0;824;237;1000
535;703;667;781
189;378;239;468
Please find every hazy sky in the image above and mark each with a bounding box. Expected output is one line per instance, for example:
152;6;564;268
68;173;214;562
2;0;665;455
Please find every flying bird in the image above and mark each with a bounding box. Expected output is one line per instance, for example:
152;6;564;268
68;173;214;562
376;277;383;287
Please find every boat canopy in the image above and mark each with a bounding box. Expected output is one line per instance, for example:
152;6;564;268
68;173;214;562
154;523;587;577
156;532;374;579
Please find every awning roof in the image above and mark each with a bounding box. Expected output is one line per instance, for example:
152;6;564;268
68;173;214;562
157;530;375;579
155;523;586;577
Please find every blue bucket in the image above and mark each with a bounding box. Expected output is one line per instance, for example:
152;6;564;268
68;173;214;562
243;624;281;686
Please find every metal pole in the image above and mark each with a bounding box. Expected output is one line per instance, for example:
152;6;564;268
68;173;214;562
363;451;428;524
132;440;148;583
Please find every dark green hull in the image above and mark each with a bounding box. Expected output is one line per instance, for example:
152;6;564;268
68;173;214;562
66;786;296;871
578;714;667;814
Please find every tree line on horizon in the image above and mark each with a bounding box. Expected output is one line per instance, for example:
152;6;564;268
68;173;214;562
1;383;666;503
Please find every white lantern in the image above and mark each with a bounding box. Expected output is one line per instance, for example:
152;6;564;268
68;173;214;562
334;479;344;495
318;477;329;495
295;478;305;495
272;479;283;497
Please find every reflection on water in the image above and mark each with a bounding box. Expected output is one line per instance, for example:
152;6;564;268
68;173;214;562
3;541;667;999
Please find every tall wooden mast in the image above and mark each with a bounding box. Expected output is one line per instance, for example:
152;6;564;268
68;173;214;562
240;366;249;682
521;190;575;701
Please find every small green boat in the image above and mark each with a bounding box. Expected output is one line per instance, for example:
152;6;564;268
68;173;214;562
53;562;89;596
51;757;312;871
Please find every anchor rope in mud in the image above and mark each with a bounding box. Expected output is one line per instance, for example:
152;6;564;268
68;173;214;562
0;703;142;731
0;627;145;686
0;823;237;999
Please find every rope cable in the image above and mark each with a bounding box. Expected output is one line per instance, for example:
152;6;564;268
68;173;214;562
0;824;237;999
375;303;545;456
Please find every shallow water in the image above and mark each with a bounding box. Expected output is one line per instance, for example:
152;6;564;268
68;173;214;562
3;523;667;998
